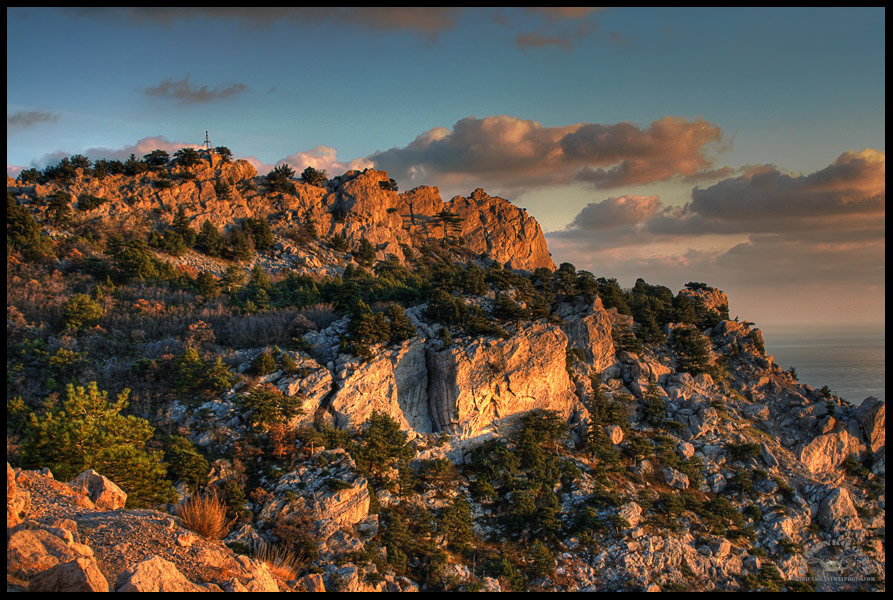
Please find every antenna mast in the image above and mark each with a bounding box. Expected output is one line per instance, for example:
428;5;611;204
203;131;212;150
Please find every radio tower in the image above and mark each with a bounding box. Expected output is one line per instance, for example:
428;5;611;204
203;131;212;150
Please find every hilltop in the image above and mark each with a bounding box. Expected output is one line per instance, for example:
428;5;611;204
6;147;885;591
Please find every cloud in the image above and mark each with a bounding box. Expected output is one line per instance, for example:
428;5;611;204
250;145;373;177
8;110;59;129
566;116;726;187
524;8;603;20
566;195;662;231
516;8;600;50
32;136;196;169
369;115;725;195
82;7;458;38
556;149;885;243
689;149;885;222
145;76;247;104
547;149;885;325
516;32;574;51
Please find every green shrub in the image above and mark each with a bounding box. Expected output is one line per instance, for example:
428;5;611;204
237;384;304;432
61;294;104;329
164;435;210;489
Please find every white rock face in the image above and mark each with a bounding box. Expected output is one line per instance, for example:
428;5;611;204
329;340;431;433
559;297;616;374
427;322;580;441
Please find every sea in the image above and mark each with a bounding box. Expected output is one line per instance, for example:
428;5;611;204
761;324;885;405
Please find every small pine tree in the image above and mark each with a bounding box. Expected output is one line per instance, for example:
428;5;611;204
20;382;175;506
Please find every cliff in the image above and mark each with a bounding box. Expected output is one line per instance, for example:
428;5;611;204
9;155;554;272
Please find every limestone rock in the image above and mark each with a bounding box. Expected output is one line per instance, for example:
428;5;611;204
559;297;616;373
69;469;127;510
330;340;430;433
618;502;643;527
298;573;326;592
677;287;729;317
8;462;31;527
258;450;370;544
798;428;863;474
854;397;885;453
663;467;690;490
28;557;110;592
427;322;579;441
817;487;862;531
115;556;209;592
7;527;95;580
606;424;624;445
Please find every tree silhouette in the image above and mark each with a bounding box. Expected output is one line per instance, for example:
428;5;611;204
435;209;463;241
301;166;327;187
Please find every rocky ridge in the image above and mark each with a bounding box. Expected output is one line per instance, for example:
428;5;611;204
9;152;553;272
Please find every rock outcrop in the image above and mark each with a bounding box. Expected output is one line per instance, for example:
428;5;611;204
426;322;579;443
11;161;554;272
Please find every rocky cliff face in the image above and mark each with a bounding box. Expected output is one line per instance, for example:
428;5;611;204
11;158;554;272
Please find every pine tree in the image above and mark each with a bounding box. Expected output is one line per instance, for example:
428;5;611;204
20;382;175;506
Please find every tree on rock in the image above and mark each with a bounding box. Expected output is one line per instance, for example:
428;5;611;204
174;147;202;170
143;149;170;170
266;164;295;194
301;166;327;187
19;382;176;506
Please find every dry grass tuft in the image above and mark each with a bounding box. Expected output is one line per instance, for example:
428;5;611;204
176;490;233;539
253;541;304;581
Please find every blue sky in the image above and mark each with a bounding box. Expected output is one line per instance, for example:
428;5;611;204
7;7;885;329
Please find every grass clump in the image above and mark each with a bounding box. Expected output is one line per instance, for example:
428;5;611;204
176;490;234;539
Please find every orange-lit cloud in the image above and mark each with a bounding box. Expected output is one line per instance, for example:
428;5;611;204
370;115;725;194
547;149;885;325
250;145;373;177
32;136;197;169
85;7;458;38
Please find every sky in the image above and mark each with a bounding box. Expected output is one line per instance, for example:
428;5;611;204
7;7;886;332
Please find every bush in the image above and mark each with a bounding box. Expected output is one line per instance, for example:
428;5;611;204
164;435;210;489
61;293;104;329
267;164;295;194
301;166;327;187
237;384;304;432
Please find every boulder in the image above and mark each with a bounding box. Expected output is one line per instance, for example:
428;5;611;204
70;469;127;510
29;557;110;592
606;424;624;445
617;502;643;528
817;487;862;531
663;467;690;490
798;429;863;474
8;462;31;527
114;556;208;592
7;527;95;580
